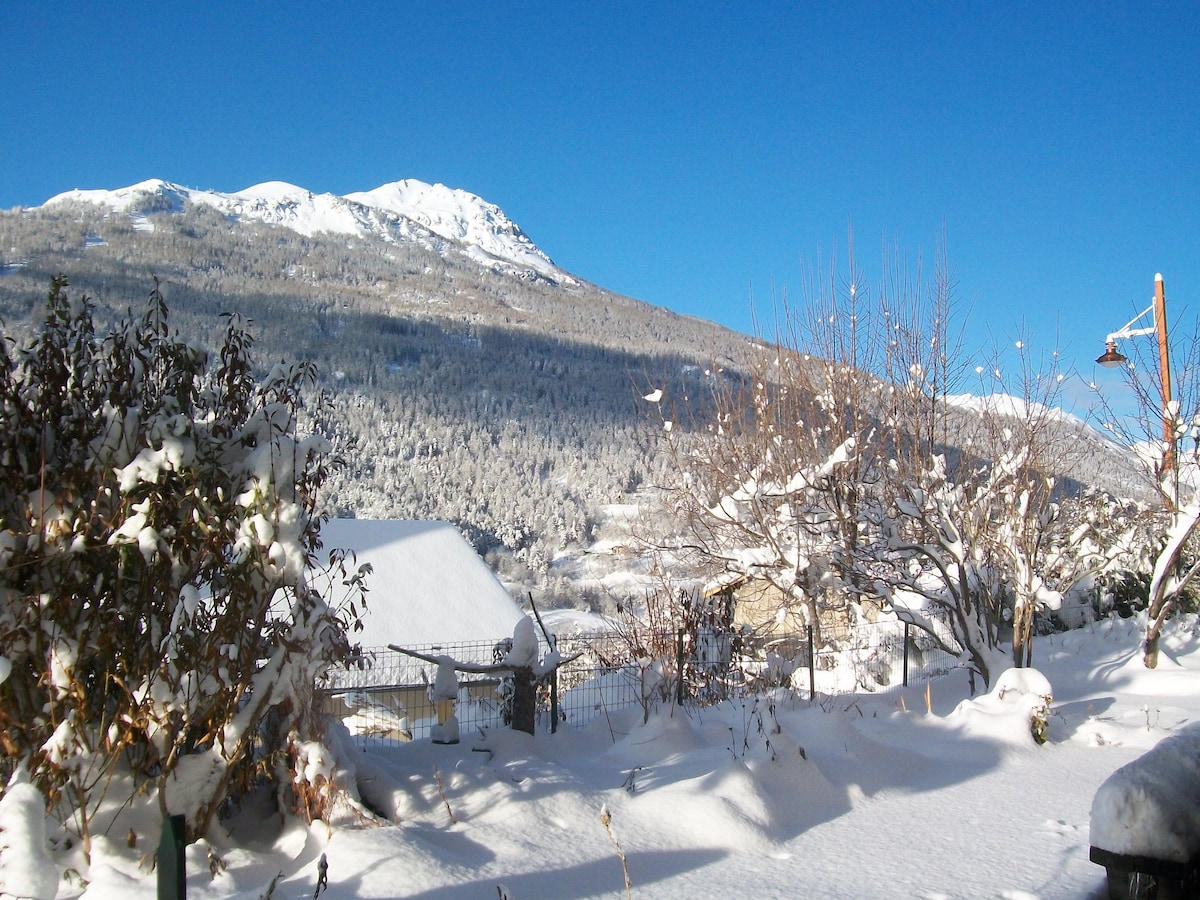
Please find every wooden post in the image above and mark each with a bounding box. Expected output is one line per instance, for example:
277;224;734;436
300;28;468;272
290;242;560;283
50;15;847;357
510;667;536;735
1154;273;1175;474
157;814;186;900
902;621;911;688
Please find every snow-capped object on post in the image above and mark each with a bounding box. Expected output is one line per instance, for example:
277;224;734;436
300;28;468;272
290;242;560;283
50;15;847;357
430;657;461;745
503;615;541;669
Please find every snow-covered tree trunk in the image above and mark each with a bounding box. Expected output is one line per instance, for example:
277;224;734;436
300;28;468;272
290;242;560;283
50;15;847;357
1144;500;1200;667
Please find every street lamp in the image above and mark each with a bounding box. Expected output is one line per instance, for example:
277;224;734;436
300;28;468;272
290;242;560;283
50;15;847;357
1096;273;1174;473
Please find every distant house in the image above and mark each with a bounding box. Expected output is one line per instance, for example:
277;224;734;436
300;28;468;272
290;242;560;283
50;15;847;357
317;518;525;648
705;573;887;653
314;519;527;740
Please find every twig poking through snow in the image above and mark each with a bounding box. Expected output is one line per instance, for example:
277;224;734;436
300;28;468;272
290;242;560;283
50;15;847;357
599;804;632;900
622;767;645;794
313;853;328;898
433;765;457;824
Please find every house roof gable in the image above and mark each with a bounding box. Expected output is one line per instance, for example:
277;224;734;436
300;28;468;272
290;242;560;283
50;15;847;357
317;519;525;648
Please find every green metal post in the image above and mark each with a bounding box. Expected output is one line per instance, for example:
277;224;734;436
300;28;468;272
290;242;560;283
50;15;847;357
157;814;186;900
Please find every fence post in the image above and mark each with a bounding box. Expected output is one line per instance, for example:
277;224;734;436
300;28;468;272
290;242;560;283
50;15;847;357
903;621;911;688
550;663;559;734
676;628;686;704
157;814;186;900
807;624;815;700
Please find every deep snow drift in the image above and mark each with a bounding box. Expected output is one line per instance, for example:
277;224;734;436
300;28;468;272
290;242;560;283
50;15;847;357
16;613;1200;899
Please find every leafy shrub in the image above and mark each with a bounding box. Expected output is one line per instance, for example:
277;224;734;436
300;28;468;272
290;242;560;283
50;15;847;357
0;278;363;852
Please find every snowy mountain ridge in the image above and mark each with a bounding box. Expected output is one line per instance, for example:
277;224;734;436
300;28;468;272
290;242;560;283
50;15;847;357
42;177;566;281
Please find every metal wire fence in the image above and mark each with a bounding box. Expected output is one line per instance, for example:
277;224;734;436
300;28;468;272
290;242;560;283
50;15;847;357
321;617;961;747
801;618;961;698
321;638;513;746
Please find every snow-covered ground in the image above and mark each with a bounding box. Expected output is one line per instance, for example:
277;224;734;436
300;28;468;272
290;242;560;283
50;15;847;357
16;613;1200;899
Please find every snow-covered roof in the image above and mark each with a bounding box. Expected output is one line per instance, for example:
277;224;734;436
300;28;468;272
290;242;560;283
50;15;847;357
316;519;525;648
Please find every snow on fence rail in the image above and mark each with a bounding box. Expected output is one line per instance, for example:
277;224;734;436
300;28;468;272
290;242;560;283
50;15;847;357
320;619;960;746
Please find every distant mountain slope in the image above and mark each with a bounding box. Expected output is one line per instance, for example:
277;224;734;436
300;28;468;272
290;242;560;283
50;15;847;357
1;177;749;608
943;392;1150;503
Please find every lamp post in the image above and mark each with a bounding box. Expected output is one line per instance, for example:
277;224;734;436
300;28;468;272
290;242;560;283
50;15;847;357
1096;273;1174;475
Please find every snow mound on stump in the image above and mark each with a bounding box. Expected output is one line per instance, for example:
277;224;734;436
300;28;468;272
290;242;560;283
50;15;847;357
1090;721;1200;863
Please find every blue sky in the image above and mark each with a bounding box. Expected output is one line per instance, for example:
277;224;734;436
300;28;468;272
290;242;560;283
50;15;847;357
2;2;1197;401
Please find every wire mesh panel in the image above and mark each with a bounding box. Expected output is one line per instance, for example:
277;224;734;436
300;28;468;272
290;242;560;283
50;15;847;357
799;618;961;698
323;639;514;744
553;630;659;728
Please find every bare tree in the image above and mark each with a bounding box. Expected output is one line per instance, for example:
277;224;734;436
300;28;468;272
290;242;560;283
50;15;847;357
648;236;966;651
649;239;1133;690
885;335;1139;684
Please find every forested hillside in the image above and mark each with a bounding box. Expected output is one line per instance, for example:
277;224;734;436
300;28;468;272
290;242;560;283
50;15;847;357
0;198;743;606
0;196;1145;608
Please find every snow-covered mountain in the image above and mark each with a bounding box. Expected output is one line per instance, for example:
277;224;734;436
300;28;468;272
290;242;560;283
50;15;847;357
944;391;1150;500
42;178;566;281
944;392;1099;433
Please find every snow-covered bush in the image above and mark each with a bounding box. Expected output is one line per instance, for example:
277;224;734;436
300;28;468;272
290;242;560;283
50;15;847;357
0;278;364;852
948;667;1054;745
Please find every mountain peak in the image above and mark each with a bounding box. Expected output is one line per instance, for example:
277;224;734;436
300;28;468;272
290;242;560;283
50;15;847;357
41;178;562;279
236;181;311;202
46;179;183;210
345;180;551;274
